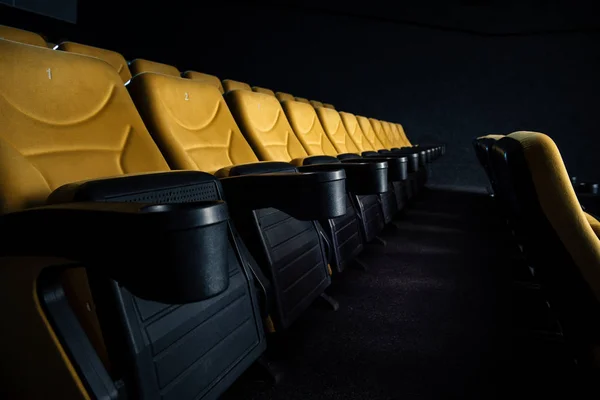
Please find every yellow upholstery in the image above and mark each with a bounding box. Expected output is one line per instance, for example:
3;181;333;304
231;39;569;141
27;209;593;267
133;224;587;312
129;58;180;77
281;100;338;157
339;112;375;152
395;123;413;147
323;103;335;110
585;212;600;239
58;42;132;83
315;108;360;154
477;134;505;140
0;25;47;47
128;72;259;174
356;116;385;150
369;118;392;149
252;86;275;96
310;100;324;108
182;71;224;94
0;39;169;214
388;123;404;147
0;38;170;396
381;121;398;148
227;90;308;162
222;79;252;93
295;97;310;104
508;131;600;301
276;92;295;102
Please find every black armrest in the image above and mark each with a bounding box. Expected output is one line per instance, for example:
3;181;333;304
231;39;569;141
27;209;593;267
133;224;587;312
391;149;427;167
366;151;419;173
298;161;388;194
348;155;408;181
1;200;230;304
220;168;347;220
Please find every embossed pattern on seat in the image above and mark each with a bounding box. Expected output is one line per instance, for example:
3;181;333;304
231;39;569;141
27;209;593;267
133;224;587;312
128;72;258;173
339;112;375;152
281;100;338;156
0;39;169;213
369;118;392;149
0;25;47;47
316;107;360;154
357;115;386;150
226;90;308;162
182;71;224;93
129;58;180;77
58;42;132;83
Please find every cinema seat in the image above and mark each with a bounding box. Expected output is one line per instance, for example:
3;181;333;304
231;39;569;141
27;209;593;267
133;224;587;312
253;86;276;96
223;79;252;92
276;91;295;102
0;38;267;400
57;41;132;83
310;100;324;108
281;99;385;249
295;97;310;104
490;131;600;365
0;24;47;47
128;72;342;326
323;103;335;109
316;107;407;222
473;134;504;195
182;70;224;93
129;58;180;77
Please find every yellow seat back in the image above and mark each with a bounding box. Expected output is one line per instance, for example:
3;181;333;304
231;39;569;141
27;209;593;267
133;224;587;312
227;90;308;162
396;123;413;146
276;92;295;102
369;118;392;149
310;100;324;108
182;70;224;93
339;112;374;152
356;116;385;150
316;108;360;154
129;58;180;77
128;73;259;174
252;86;275;96
295;97;310;104
58;41;132;83
222;79;252;93
0;24;46;47
281;100;338;157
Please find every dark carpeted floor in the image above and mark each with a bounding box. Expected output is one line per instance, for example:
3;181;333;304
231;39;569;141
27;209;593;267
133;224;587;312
224;188;590;400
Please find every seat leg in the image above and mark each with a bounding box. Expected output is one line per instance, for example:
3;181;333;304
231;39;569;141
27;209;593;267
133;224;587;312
319;292;340;311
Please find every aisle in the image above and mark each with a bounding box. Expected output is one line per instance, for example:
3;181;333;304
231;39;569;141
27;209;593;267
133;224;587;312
224;188;585;399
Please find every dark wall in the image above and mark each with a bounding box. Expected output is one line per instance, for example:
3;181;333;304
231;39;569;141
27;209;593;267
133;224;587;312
2;1;599;188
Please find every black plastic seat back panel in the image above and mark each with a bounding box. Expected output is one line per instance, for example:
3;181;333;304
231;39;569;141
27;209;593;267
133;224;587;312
68;175;265;400
353;194;385;242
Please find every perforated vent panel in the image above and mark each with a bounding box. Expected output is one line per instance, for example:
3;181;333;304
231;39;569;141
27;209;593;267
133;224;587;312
109;182;219;203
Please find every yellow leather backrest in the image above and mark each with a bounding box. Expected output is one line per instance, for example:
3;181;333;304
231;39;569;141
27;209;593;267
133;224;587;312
508;131;600;301
58;42;132;83
281;100;338;157
276;92;295;102
396;123;413;146
252;86;275;96
310;100;324;108
128;73;258;174
129;58;180;77
182;71;224;94
0;25;47;47
339;112;374;152
0;39;169;214
295;97;310;104
390;123;406;147
316;108;360;154
222;79;252;93
356;116;385;150
323;103;335;110
381;121;397;147
369;118;391;149
227;90;308;162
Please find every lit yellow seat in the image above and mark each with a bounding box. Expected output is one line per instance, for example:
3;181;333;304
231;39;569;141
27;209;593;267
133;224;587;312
222;79;252;93
129;58;180;77
323;103;335;109
276;91;295;102
356;115;386;150
339;112;377;153
295;97;310;104
252;86;275;96
0;24;47;47
182;70;224;93
57;41;132;83
0;38;266;399
310;100;324;108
